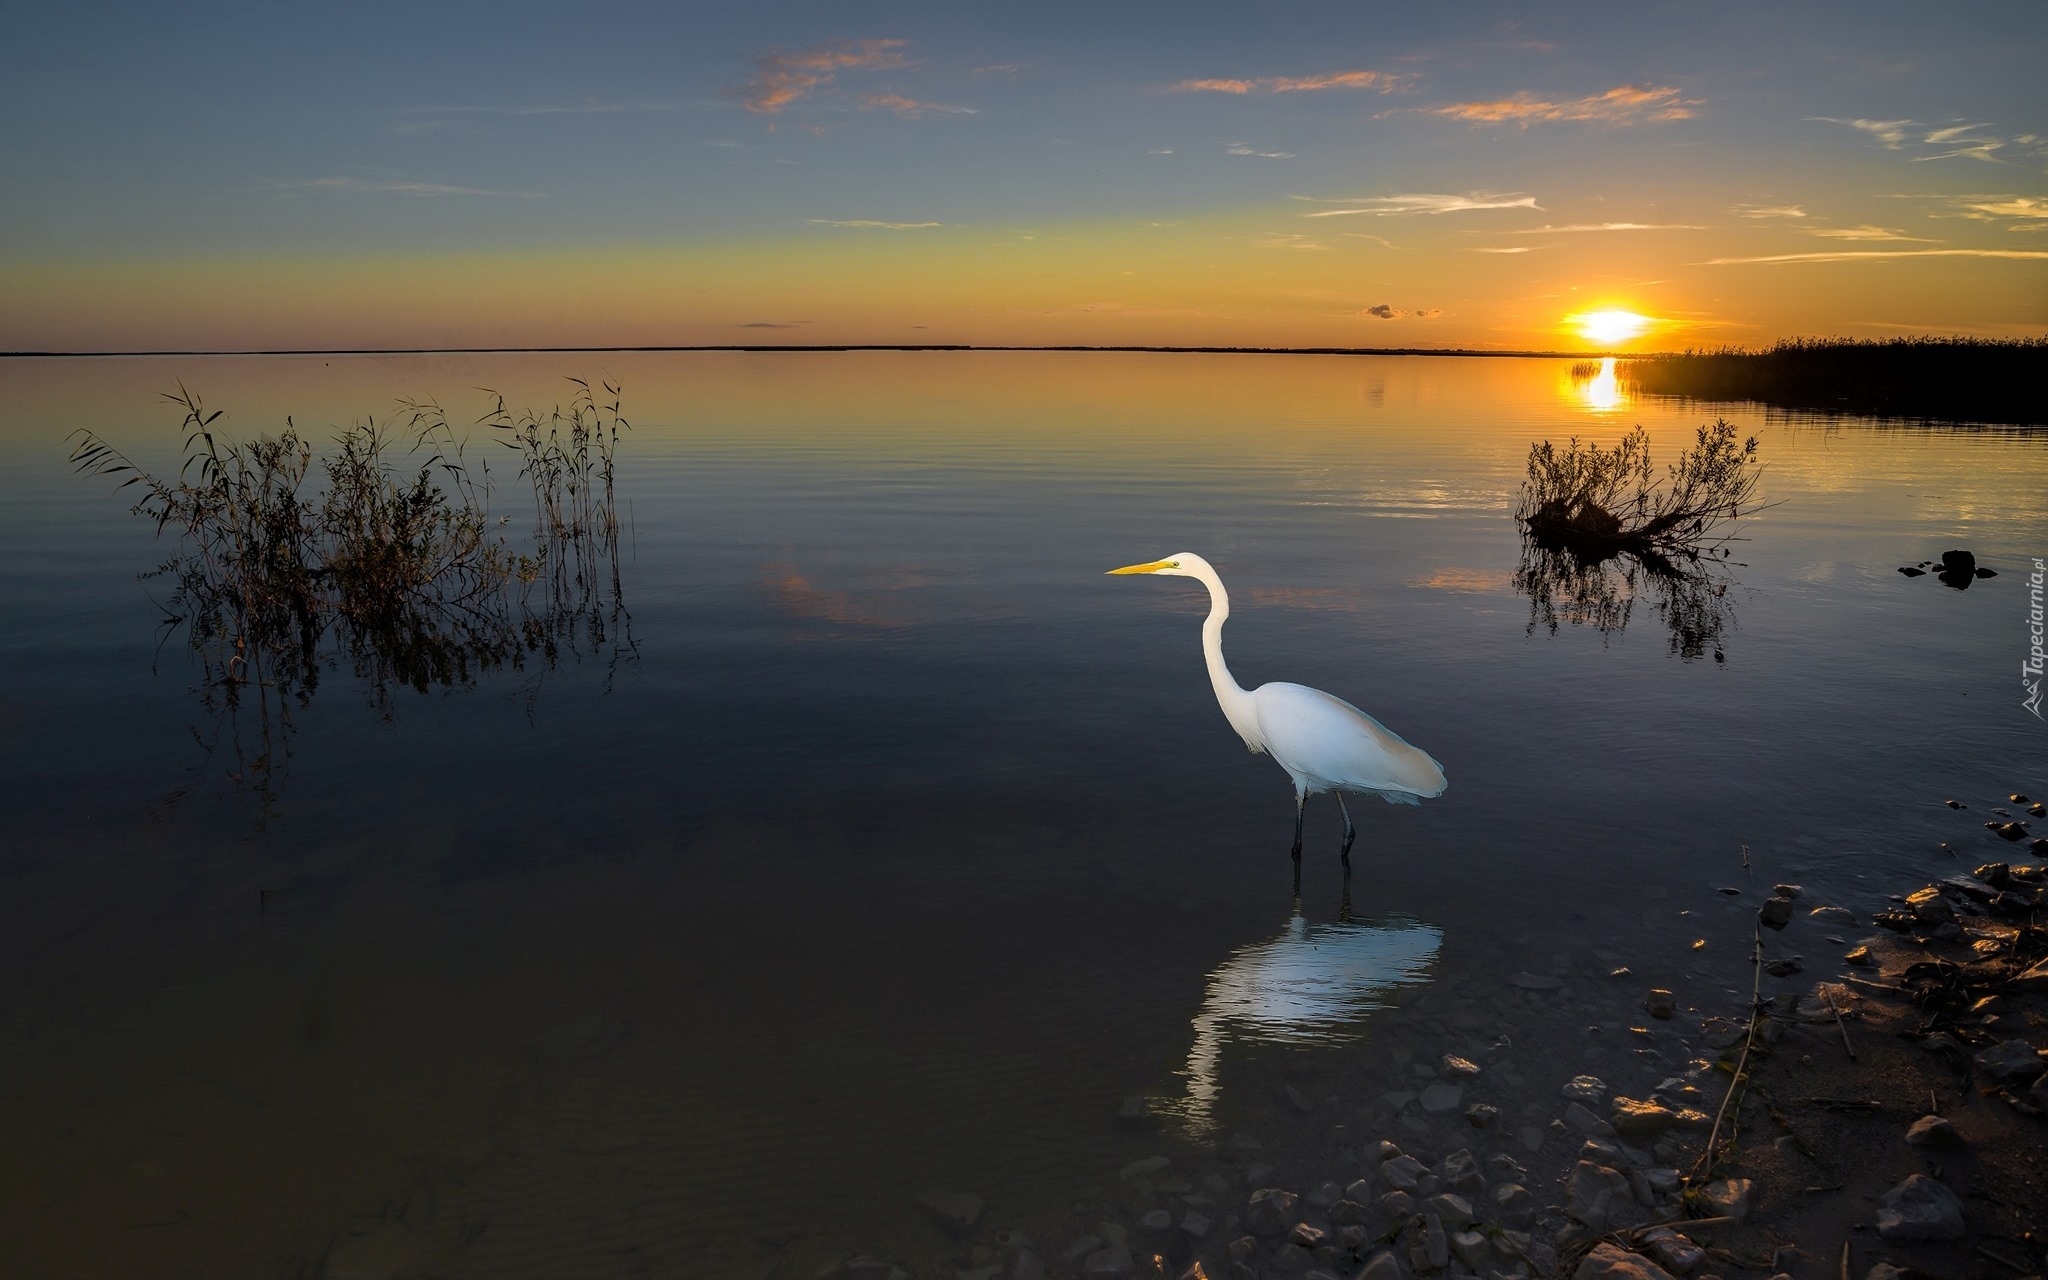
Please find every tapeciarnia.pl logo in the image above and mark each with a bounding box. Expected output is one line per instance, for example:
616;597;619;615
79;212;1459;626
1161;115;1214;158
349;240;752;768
2027;557;2045;720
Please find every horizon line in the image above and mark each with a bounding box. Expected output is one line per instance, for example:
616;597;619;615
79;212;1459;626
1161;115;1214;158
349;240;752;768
3;343;1624;360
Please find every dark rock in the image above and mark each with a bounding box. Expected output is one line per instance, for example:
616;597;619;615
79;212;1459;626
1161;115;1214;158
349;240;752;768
1876;1173;1965;1241
1976;567;1996;578
1246;1187;1299;1236
1941;548;1976;576
1765;957;1803;977
1897;566;1924;576
1976;862;2014;888
2013;793;2033;804
1571;1242;1676;1280
1611;1097;1679;1137
1874;910;1915;933
1846;945;1876;967
1636;1227;1704;1275
1945;799;1965;809
1995;821;2030;841
1975;1039;2045;1083
1758;895;1794;930
1464;1103;1498;1128
1380;1154;1425;1191
1646;989;1676;1019
1905;887;1954;923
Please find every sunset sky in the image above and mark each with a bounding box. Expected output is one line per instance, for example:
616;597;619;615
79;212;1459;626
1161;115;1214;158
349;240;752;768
2;0;2043;352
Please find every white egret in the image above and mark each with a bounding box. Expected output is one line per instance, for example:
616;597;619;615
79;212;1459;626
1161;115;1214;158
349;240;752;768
1107;552;1446;863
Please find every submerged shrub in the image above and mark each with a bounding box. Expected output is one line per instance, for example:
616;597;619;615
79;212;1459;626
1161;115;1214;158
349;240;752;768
69;380;634;792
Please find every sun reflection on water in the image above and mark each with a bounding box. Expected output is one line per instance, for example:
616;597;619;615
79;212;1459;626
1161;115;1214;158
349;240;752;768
1569;356;1625;412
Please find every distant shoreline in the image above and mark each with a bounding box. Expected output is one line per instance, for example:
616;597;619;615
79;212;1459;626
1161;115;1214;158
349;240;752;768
2;344;1601;360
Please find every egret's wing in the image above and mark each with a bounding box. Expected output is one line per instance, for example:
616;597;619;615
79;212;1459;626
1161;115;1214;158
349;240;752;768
1252;682;1447;798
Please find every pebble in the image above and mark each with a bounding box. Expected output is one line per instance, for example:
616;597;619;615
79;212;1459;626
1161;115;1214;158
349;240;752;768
1636;1227;1704;1276
1381;1190;1414;1217
1561;1075;1606;1104
1465;1103;1498;1128
917;1191;986;1233
1645;989;1676;1019
1442;1054;1481;1077
1565;1101;1617;1137
1701;1178;1754;1222
1180;1211;1212;1240
1876;1173;1966;1241
1418;1083;1463;1114
1357;1251;1404;1280
1565;1161;1635;1231
1425;1191;1476;1227
1903;1114;1964;1147
1845;945;1875;967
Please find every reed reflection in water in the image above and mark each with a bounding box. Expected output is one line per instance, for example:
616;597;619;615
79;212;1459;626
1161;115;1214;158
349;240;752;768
1177;882;1441;1132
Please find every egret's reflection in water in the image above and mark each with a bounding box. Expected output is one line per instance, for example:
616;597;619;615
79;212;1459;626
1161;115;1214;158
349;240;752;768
1177;885;1442;1131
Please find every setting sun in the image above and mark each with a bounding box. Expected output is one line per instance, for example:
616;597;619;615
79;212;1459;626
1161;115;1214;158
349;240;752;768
1570;310;1653;346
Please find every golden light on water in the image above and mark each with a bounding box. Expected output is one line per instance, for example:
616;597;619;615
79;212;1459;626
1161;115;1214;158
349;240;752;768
1569;309;1652;347
1579;356;1622;410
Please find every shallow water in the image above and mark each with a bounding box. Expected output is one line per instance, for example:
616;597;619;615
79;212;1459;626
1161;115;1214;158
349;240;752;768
0;351;2042;1277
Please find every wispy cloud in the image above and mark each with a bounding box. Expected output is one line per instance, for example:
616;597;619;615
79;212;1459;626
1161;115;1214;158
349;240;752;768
1429;84;1698;126
807;218;942;230
1705;248;2048;265
1955;194;2048;221
1224;143;1295;159
1472;245;1539;253
738;321;809;329
1503;222;1705;233
395;101;693;118
1732;204;1806;219
732;39;911;115
1803;225;1939;242
1170;69;1406;95
1815;118;2047;166
1363;304;1444;319
1301;192;1540;217
1254;233;1328;250
858;92;977;119
1811;117;1915;148
275;176;540;198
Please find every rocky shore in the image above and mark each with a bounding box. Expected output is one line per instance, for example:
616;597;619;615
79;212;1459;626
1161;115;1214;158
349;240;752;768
819;806;2047;1280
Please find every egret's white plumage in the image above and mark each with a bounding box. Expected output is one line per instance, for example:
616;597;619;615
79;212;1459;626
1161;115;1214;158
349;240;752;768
1108;552;1445;859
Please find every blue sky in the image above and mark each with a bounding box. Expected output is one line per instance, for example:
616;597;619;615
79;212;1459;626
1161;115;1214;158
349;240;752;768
3;0;2042;348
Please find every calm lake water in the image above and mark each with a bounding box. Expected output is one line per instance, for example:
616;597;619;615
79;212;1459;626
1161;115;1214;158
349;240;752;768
0;352;2041;1278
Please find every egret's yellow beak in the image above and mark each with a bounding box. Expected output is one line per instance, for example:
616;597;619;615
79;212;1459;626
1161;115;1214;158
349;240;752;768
1106;559;1175;575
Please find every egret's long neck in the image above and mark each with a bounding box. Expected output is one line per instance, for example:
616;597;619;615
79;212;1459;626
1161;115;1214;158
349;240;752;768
1192;564;1262;749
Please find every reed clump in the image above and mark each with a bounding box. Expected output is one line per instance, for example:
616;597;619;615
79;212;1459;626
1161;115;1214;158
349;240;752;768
1620;335;2048;423
69;378;631;718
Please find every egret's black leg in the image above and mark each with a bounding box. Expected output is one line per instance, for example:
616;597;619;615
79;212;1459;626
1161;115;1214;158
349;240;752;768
1338;858;1353;923
1337;795;1356;864
1291;792;1305;861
